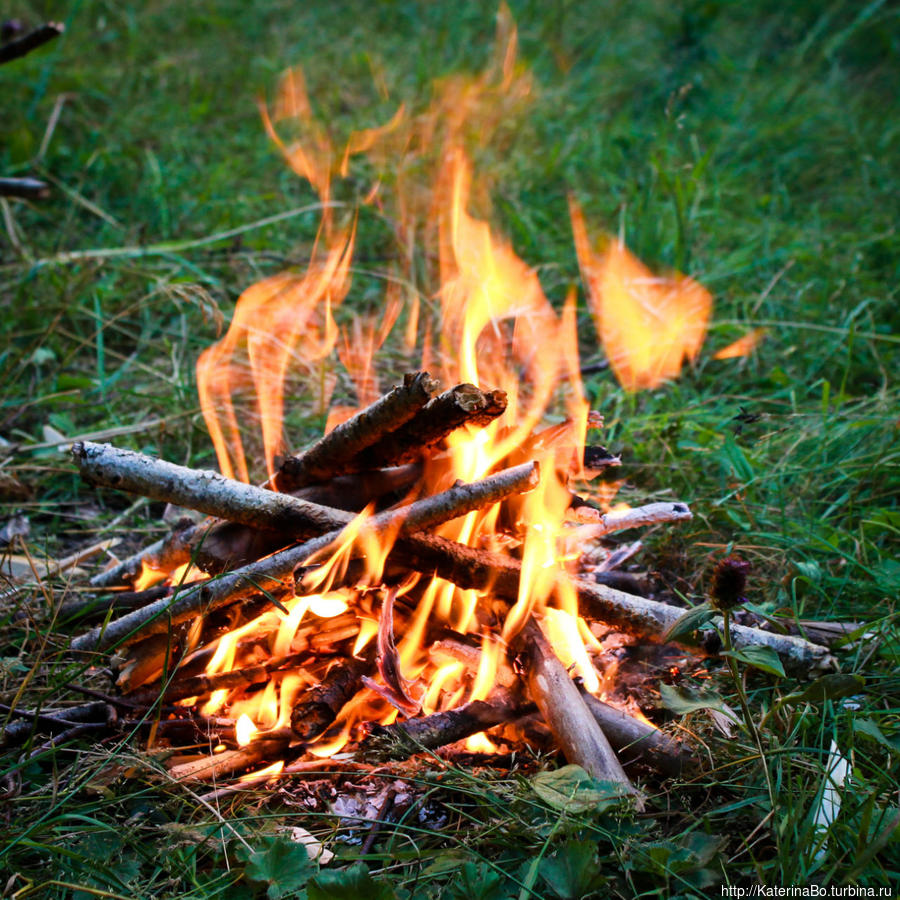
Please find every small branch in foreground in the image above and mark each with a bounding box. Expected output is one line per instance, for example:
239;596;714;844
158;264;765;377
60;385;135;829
0;177;50;199
0;22;63;64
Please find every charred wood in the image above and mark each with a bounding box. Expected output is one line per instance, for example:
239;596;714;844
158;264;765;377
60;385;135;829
0;22;63;64
359;687;525;760
340;383;507;469
291;653;374;741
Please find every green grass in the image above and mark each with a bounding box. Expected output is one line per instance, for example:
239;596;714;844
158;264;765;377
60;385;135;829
2;0;899;896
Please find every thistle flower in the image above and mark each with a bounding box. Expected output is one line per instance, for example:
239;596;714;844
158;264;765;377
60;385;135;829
710;556;750;611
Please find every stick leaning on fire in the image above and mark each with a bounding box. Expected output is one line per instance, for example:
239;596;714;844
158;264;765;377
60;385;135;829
62;371;836;794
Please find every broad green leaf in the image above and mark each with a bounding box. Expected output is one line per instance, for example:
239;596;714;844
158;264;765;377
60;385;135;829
447;861;512;900
659;683;738;721
721;433;753;482
239;836;314;900
531;765;632;813
854;718;900;755
307;862;399;900
782;674;865;706
721;644;786;678
538;839;607;899
661;603;716;642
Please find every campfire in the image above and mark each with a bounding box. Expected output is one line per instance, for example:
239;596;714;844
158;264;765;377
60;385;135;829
49;10;837;805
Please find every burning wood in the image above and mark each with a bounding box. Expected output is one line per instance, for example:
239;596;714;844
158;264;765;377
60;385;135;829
272;371;438;490
291;653;373;740
516;617;640;801
64;369;839;800
360;687;525;758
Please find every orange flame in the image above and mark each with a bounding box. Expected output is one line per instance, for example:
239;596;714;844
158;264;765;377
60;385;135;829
713;328;767;360
571;199;712;391
196;233;353;483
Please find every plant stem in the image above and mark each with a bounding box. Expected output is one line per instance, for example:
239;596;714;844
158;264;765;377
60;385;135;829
722;610;777;811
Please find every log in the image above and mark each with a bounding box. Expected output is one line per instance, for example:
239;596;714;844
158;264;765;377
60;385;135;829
58;580;206;622
69;457;540;652
339;383;507;470
386;533;836;676
90;466;422;587
517;617;640;800
90;520;208;588
576;689;697;778
0;22;63;64
73;442;347;537
196;465;423;573
291;653;373;740
428;638;696;777
359;688;525;760
273;371;438;490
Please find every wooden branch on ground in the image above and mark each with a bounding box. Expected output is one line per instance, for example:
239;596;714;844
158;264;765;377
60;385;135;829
576;688;698;778
1;700;112;747
69;455;540;652
0;22;63;64
274;372;438;490
517;617;641;802
0;177;50;199
166;735;291;782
